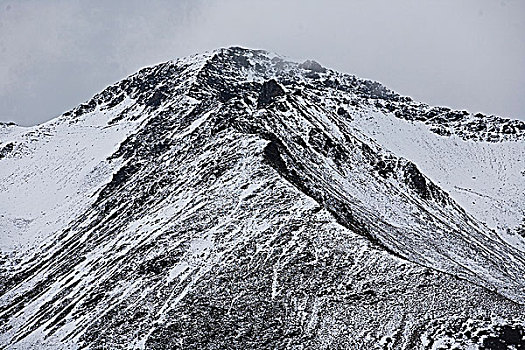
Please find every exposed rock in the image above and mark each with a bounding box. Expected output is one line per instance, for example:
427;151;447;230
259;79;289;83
257;79;285;107
299;60;326;73
0;142;14;160
0;47;524;349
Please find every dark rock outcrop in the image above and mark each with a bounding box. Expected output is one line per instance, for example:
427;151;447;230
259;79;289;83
257;79;285;107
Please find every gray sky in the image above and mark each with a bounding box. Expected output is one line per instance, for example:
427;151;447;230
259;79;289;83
0;0;524;126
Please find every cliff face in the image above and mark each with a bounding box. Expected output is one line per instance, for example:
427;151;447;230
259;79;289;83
1;47;524;349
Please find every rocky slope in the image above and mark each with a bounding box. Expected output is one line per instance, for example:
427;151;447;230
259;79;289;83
1;47;524;349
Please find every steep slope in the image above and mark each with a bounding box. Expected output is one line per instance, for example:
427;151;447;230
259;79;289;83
1;47;524;349
352;112;525;250
0;107;138;253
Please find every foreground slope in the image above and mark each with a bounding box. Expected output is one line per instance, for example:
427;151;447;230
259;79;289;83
1;47;524;349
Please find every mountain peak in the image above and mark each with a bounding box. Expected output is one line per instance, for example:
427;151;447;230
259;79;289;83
57;47;525;144
1;48;524;349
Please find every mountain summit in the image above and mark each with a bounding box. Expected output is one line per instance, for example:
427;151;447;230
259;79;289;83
1;47;524;349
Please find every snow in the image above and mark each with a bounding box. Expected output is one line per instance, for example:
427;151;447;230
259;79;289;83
166;261;189;284
1;46;524;349
0;100;143;254
174;110;214;139
351;110;525;248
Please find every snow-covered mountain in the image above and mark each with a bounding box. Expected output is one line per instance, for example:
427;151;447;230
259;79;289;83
1;47;524;349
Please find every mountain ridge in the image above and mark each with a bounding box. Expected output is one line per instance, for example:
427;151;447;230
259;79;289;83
1;47;524;349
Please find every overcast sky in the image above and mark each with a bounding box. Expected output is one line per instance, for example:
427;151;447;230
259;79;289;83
0;0;524;125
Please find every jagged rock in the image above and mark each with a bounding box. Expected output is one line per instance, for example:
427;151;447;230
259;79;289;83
257;79;285;107
146;89;168;107
0;142;14;160
403;162;430;199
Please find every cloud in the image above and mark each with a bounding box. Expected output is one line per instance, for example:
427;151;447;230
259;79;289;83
0;0;524;125
0;0;205;124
